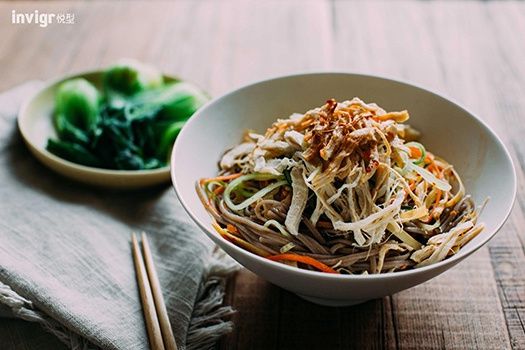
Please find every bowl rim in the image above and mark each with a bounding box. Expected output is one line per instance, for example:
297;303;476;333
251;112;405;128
17;69;180;178
171;71;517;280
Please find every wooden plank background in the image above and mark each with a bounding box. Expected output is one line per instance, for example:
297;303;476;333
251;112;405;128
0;1;524;349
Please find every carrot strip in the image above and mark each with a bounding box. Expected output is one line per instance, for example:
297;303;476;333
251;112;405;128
226;224;238;234
434;189;442;207
213;186;225;195
427;162;438;174
212;223;269;257
199;173;242;185
267;253;339;274
409;146;422;159
424;152;434;164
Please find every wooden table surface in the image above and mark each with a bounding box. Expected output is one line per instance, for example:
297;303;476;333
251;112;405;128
1;1;524;349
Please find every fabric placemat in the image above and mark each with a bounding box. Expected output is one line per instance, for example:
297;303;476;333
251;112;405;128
0;82;237;350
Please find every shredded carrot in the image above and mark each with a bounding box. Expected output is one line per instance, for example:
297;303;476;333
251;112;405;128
212;222;269;257
213;186;225;195
433;164;444;179
434;189;442;207
427;162;438;174
424;152;434;164
266;253;339;274
199;173;242;186
226;224;238;234
409;146;422;159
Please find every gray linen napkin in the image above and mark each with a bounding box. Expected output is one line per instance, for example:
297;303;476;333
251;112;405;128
0;82;237;350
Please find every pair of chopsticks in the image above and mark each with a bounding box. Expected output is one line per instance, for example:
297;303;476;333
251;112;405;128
131;232;178;350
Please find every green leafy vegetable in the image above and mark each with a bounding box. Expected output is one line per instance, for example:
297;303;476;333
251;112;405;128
157;121;185;161
46;61;209;171
55;78;100;132
157;83;208;121
53;114;90;145
103;59;163;96
46;139;101;167
133;82;208;160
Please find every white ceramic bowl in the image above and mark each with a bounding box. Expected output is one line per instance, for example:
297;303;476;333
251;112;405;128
19;71;179;189
171;73;516;306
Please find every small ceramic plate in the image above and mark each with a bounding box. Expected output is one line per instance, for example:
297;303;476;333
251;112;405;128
19;71;177;189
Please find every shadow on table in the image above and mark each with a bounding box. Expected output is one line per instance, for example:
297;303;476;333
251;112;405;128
276;290;390;349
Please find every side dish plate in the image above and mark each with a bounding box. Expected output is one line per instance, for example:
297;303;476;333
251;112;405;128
18;71;174;189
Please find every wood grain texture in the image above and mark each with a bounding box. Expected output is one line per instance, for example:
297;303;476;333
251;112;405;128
0;1;523;349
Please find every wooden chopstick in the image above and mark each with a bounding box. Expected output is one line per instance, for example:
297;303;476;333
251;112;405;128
132;233;178;350
132;233;165;350
141;232;178;350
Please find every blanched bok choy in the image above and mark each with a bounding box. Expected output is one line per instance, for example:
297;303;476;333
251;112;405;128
46;60;209;170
